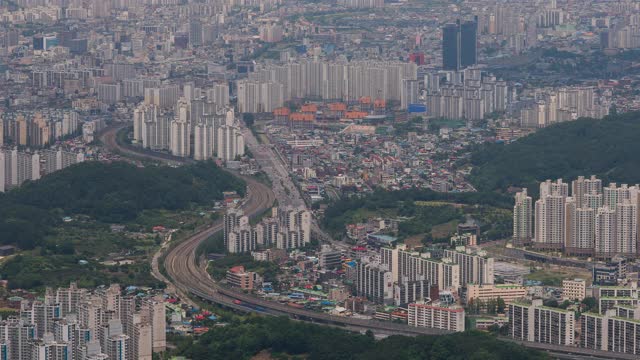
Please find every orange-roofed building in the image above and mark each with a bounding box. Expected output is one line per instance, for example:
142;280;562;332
290;113;315;121
359;96;372;111
289;112;315;129
274;107;290;116
301;104;318;113
374;99;386;109
326;102;347;118
274;107;290;125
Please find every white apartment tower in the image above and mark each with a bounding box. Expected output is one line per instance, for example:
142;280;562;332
595;207;616;257
193;122;215;161
140;296;165;353
534;179;568;250
170;98;191;157
227;225;255;254
223;208;249;250
572;175;603;208
443;248;494;287
356;257;394;304
0;149;41;192
513;188;533;246
615;200;637;255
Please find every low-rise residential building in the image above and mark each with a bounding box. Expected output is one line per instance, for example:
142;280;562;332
509;299;575;346
226;266;262;290
407;301;465;332
465;284;527;304
562;279;586;301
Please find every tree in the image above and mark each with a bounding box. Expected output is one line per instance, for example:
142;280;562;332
581;297;597;312
486;298;497;314
497;297;506;314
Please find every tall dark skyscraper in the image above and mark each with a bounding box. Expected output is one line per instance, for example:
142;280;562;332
442;18;478;71
460;19;478;68
442;23;460;71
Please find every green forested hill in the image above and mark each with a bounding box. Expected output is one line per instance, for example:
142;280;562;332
469;112;640;194
171;316;548;360
0;161;245;249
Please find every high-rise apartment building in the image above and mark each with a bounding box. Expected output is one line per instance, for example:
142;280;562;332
140;296;166;353
356;256;394;304
513;189;533;246
0;319;36;360
144;86;180;109
227;224;256;254
595;206;617;257
169;98;191;157
572;176;603;208
380;246;460;291
0;149;41;192
525;177;640;258
193;121;215;161
535;179;568;250
41;149;85;176
443;247;494;286
223;208;249;250
566;203;596;256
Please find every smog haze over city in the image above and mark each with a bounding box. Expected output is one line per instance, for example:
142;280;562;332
2;0;640;359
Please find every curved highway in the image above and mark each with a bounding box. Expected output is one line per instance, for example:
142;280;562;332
100;123;637;358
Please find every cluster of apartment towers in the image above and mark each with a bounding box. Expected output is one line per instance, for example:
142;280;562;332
0;283;165;360
514;176;640;258
132;82;245;162
223;206;312;254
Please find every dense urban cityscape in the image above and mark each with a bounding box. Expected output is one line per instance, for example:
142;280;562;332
3;0;640;359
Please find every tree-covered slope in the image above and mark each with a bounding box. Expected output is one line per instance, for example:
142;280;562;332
469;112;640;194
0;161;245;249
171;316;548;360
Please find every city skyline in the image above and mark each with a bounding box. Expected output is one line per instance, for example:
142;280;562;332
2;0;640;359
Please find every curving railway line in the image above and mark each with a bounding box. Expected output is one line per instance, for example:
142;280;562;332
100;123;638;358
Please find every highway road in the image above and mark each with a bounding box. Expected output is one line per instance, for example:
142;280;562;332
242;126;349;251
100;123;637;359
